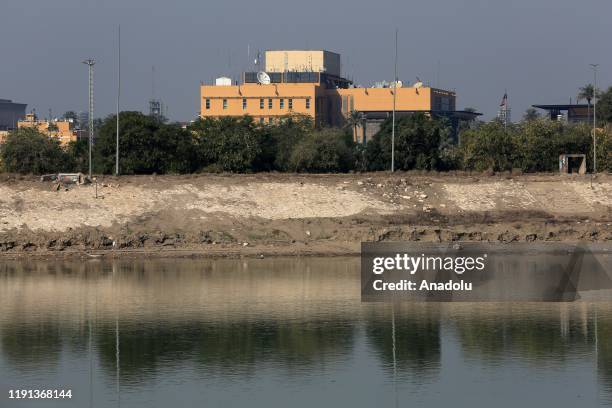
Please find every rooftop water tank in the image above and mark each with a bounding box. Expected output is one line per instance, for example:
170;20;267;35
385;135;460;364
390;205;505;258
215;77;232;86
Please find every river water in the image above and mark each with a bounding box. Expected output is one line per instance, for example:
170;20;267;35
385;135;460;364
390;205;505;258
1;257;612;407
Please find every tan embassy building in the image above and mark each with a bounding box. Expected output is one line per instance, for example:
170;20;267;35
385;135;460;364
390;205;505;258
200;50;477;142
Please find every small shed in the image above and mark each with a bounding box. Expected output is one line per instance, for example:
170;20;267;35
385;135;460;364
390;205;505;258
559;154;586;175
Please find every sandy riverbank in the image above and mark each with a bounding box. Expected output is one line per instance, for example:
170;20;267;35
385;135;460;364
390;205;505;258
0;172;611;258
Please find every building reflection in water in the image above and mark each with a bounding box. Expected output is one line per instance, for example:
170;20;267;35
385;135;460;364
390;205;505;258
1;257;611;406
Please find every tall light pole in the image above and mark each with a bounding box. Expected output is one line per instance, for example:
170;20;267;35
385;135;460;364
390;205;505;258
590;63;599;174
116;25;121;176
391;28;398;172
82;59;95;178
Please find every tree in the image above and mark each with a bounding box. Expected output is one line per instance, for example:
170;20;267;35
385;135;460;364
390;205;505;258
459;121;516;171
597;86;612;125
365;113;452;171
288;128;355;173
93;112;196;174
577;84;596;106
0;127;71;174
597;126;612;172
345;110;364;142
578;84;597;123
190;116;262;172
262;114;312;171
522;108;540;122
66;138;89;173
62;111;78;121
514;119;563;172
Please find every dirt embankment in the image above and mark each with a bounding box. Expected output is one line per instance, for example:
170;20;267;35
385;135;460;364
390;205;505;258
0;172;611;258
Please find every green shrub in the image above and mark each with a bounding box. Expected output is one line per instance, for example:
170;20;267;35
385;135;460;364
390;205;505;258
596;127;612;172
190;116;263;173
459;121;517;171
366;113;453;171
288;128;355;173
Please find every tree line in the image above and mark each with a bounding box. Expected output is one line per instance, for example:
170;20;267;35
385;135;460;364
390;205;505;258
1;94;611;175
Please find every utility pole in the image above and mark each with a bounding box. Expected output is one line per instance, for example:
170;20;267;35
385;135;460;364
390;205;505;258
116;25;121;176
590;64;599;174
391;28;398;173
82;59;95;178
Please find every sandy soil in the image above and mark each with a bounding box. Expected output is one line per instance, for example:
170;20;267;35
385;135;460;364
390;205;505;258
0;172;611;257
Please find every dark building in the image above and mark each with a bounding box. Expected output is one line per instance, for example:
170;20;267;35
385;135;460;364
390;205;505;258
0;99;27;130
532;104;592;124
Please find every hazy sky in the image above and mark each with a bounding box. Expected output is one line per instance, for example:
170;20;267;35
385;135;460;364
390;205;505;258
2;0;610;121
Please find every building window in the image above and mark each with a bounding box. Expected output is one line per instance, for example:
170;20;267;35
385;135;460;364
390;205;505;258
259;117;265;124
305;98;311;109
268;117;274;124
288;99;293;110
242;98;247;110
205;98;210;110
268;98;273;109
222;99;228;110
280;99;285;109
260;98;264;109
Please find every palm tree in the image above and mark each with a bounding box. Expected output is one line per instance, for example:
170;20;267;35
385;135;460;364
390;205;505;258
578;84;596;119
523;107;540;122
346;110;365;143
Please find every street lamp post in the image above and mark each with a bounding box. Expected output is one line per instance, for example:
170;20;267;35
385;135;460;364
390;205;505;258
590;63;599;174
116;25;121;176
82;59;95;178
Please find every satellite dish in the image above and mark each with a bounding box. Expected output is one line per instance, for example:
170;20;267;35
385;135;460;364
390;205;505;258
413;81;423;89
257;71;271;85
391;80;403;89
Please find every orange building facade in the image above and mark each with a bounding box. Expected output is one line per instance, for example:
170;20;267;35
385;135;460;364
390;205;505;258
200;83;321;125
200;50;476;142
17;113;80;146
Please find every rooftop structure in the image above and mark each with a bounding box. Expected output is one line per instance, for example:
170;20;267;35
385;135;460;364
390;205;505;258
532;104;591;123
264;50;341;77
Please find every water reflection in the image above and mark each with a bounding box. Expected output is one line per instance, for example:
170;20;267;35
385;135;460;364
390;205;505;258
1;258;612;407
364;305;441;381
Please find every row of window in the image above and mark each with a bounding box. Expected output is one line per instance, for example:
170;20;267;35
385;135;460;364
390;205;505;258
256;117;276;124
205;98;310;110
